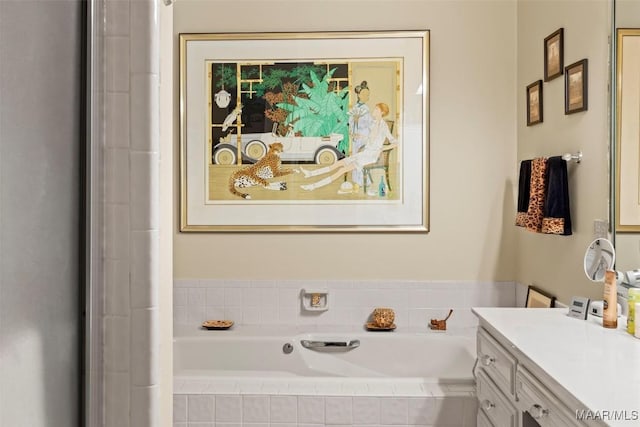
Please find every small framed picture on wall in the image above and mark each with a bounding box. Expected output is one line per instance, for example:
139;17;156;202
544;28;564;81
565;59;588;114
526;80;543;126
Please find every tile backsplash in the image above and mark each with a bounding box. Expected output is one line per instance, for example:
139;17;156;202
174;280;517;330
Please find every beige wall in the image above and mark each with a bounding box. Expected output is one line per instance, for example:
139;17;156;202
516;0;612;303
616;0;640;27
173;0;518;282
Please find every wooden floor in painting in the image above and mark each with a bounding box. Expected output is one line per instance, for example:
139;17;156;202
209;163;399;202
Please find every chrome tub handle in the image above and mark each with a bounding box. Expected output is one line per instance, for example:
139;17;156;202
301;339;360;349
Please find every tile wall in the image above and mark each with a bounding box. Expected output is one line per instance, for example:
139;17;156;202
173;392;478;427
174;280;517;329
103;0;161;426
172;280;514;426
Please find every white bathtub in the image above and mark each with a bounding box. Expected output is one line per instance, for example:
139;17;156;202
174;326;476;382
173;327;478;426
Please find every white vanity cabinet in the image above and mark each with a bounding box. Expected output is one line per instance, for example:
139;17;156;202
476;325;592;427
473;308;640;427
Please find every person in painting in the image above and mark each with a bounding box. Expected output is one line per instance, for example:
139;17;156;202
347;81;372;189
300;102;396;194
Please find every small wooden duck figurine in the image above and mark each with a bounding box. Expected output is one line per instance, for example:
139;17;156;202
429;309;453;331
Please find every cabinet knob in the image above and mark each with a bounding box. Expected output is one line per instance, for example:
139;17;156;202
530;404;549;419
481;354;496;366
482;399;495;411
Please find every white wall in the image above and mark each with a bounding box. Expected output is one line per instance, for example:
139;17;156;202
0;1;81;425
515;0;612;304
173;0;518;284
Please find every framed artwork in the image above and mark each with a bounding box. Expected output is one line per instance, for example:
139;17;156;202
180;31;429;232
525;286;556;308
565;59;588;114
526;80;543;126
615;29;640;232
544;28;564;81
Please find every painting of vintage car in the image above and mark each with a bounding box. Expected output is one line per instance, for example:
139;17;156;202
209;63;350;167
212;123;344;165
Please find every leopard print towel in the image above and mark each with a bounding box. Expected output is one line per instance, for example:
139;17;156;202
516;156;572;235
524;157;547;232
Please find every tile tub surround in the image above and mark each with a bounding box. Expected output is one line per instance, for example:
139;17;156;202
172;281;496;426
102;0;161;425
173;387;477;426
174;280;517;329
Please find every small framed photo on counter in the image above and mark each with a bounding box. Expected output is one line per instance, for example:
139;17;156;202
526;80;543;126
525;285;556;308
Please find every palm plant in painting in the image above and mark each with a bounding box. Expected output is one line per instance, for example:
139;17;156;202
276;69;350;154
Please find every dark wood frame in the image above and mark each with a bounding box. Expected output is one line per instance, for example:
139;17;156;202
544;28;564;81
565;59;588;114
526;80;543;126
525;285;556;308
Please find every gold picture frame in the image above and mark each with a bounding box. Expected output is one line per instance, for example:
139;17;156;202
180;31;429;232
615;29;640;232
525;285;556;308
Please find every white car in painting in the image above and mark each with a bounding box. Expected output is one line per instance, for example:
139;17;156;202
213;124;344;165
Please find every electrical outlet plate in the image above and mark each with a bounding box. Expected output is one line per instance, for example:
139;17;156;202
593;219;609;239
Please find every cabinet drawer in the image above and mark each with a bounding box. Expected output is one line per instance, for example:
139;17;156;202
516;366;581;427
477;328;517;396
477;369;518;427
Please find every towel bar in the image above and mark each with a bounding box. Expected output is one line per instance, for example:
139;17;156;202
561;151;582;163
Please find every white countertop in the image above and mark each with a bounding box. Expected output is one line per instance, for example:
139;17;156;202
473;307;640;426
